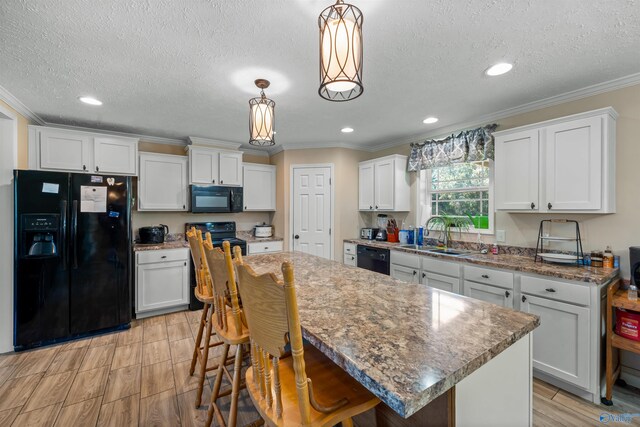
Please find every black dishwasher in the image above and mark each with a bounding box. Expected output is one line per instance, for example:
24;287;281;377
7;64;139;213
357;245;390;275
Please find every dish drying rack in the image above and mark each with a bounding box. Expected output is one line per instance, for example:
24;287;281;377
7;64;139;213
534;219;584;264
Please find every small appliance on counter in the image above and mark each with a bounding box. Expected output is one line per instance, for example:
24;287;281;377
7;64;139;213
254;223;273;238
360;228;379;240
375;214;388;241
138;224;169;244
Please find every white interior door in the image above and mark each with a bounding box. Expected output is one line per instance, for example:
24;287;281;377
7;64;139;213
292;166;332;259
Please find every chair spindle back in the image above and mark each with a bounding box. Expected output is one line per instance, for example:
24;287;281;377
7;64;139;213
186;227;212;297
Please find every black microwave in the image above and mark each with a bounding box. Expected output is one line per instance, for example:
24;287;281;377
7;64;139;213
190;185;243;213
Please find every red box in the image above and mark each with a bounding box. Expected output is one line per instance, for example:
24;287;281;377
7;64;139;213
616;308;640;341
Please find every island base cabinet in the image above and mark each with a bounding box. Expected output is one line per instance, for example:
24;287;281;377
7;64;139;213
136;249;189;318
463;280;513;308
422;272;460;294
390;264;419;284
521;294;590;390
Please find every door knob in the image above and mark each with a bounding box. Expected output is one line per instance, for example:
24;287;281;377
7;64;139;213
294;235;300;239
531;202;536;209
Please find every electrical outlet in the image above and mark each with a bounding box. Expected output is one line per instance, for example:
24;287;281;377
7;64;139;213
496;230;506;243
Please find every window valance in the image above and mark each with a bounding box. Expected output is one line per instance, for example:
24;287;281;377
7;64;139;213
407;124;497;171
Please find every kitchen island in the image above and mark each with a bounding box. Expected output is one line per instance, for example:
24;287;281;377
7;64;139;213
245;251;539;426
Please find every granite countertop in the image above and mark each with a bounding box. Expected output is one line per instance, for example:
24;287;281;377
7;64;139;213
237;230;284;244
345;239;618;285
244;251;539;418
133;240;189;252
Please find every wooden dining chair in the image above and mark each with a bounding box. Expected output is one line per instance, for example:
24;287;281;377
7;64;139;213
186;228;224;408
203;240;251;427
236;260;380;427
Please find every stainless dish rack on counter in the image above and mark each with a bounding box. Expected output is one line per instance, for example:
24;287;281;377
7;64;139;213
534;219;584;265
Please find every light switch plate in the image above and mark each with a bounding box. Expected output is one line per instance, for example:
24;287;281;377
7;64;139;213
496;230;506;243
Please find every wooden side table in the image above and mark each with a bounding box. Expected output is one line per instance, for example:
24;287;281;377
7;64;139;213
602;279;640;405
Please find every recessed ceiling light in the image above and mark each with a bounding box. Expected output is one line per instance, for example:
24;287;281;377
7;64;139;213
341;127;354;133
423;117;439;124
485;63;513;76
78;96;103;106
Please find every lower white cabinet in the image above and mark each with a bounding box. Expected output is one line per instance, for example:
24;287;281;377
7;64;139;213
138;153;188;211
391;263;420;284
343;243;357;266
247;241;283;255
136;248;190;316
463;280;514;309
423;272;460;293
344;253;357;266
520;293;590;389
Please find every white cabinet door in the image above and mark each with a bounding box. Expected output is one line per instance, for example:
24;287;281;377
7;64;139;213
343;253;357;266
495;129;539;211
463;280;513;308
358;162;375;210
219;152;243;186
137;260;189;313
138;153;188;211
190;148;218;184
521;294;590;389
422;272;460;294
390;263;419;284
243;163;276;210
544;116;602;211
374;158;394;210
40;129;92;172
94;137;137;175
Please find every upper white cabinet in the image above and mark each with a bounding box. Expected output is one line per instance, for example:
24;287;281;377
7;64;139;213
188;146;242;186
494;107;617;213
138;153;188;211
29;126;138;176
358;155;410;212
243;163;276;211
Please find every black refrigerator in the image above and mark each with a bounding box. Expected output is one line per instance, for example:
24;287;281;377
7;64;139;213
14;170;132;350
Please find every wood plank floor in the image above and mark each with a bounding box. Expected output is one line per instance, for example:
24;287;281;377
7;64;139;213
1;309;639;426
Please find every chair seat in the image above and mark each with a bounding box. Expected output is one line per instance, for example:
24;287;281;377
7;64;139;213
246;344;380;427
195;287;215;304
214;309;250;345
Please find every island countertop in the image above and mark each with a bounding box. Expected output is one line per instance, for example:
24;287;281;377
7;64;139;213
244;251;539;418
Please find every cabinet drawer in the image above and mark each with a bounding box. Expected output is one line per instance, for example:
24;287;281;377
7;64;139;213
344;243;357;255
422;257;460;277
343;253;357;266
390;250;420;269
137;248;189;265
521;276;590;306
464;265;513;289
248;241;283;255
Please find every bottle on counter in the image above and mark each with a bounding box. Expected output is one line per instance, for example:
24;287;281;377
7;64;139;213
603;246;614;268
491;243;499;255
407;225;414;245
591;250;603;268
417;226;424;246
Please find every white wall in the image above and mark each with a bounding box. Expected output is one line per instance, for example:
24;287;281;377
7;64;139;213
0;106;17;353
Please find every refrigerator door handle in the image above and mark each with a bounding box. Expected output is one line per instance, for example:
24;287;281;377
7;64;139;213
60;200;67;269
72;200;78;269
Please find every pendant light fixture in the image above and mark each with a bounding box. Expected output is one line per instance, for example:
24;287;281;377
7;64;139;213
249;79;275;146
318;0;363;102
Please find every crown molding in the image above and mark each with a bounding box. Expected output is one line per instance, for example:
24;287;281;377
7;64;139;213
370;71;640;152
278;141;374;152
187;136;242;150
240;147;270;157
0;85;45;125
36;123;187;145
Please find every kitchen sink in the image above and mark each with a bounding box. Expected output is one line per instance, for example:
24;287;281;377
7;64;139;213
398;244;441;251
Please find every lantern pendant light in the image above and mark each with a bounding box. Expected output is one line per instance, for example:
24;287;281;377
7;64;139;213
249;79;276;146
318;0;363;102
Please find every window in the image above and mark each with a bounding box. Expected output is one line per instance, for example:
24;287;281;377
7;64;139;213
418;161;494;232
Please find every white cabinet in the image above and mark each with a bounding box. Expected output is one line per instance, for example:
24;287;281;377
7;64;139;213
495;129;539;211
188;146;242;186
422;272;460;294
343;243;357;266
390;251;420;283
247;240;283;255
29;126;138;175
136;248;190;316
358;155;410;212
521;294;590;389
494;107;616;214
243;163;276;211
94;137;137;175
138;153;188;211
463;280;513;309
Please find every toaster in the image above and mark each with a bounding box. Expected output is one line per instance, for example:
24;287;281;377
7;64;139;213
360;228;379;240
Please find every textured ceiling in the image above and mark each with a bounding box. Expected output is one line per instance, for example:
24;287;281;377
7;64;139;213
1;0;639;150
